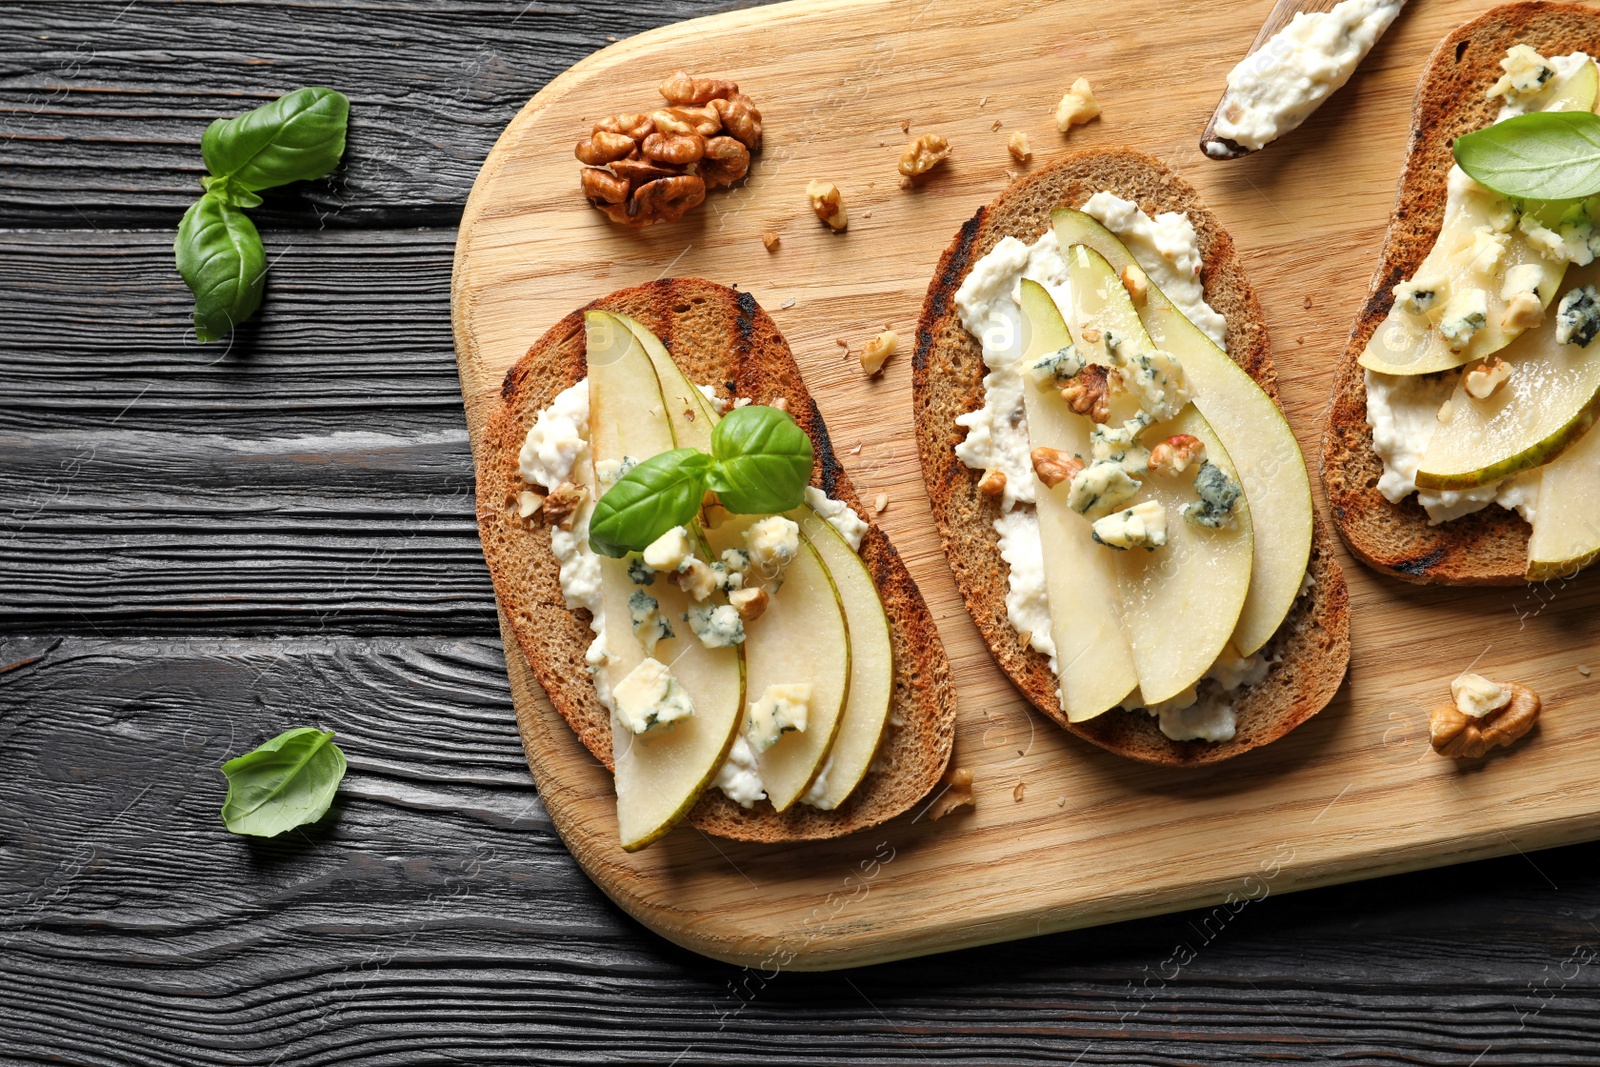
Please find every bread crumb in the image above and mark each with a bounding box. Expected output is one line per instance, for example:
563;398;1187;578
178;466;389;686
979;96;988;108
991;118;1002;131
873;492;888;513
900;119;910;133
926;767;975;820
1005;168;1018;181
1303;296;1313;309
835;338;850;349
1581;665;1593;676
761;230;780;252
769;396;789;412
1296;335;1305;345
780;298;795;309
849;443;863;454
1056;796;1066;807
1012;780;1025;802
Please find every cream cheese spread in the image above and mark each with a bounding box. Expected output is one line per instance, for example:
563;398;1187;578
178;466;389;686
1206;0;1403;154
803;486;869;551
1080;193;1230;350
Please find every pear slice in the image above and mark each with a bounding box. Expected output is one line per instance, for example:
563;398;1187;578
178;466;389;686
707;514;851;810
1114;406;1253;705
1016;279;1138;721
1357;59;1598;377
584;311;745;851
1052;210;1313;655
621;312;892;809
790;507;893;809
1528;412;1600;579
1053;250;1255;705
1417;262;1600;490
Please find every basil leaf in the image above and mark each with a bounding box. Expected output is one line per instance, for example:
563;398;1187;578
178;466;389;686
174;192;266;342
201;86;350;192
1454;111;1600;200
200;173;263;210
220;727;346;837
589;449;712;557
706;404;814;514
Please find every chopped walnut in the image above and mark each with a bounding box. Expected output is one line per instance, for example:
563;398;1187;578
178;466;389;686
1465;356;1513;400
1054;77;1100;132
977;468;1007;496
898;134;951;181
1430;682;1541;759
1121;263;1150;306
541;482;586;528
1031;446;1083;488
807;180;848;231
516;490;544;519
927;767;975;820
1147;434;1205;475
576;72;760;226
1500;290;1544;331
1059;364;1111;423
769;396;789;412
1007;130;1032;163
729;585;769;622
873;492;888;513
860;329;898;375
761;230;781;252
1079;326;1102;344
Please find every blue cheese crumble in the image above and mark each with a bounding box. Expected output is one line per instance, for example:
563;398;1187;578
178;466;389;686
685;603;745;648
1091;499;1168;550
1557;285;1600;347
612;657;695;734
627;590;673;654
1182;461;1244;529
746;683;812;752
1437;288;1488;352
642;525;695;572
1067;460;1141;519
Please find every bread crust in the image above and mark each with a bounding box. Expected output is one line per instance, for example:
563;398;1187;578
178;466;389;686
912;146;1350;766
477;279;956;843
1319;2;1600;585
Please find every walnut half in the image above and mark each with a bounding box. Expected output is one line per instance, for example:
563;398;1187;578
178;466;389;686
1430;682;1541;759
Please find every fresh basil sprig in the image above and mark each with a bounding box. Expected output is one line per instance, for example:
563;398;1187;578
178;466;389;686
220;727;347;837
175;87;350;342
1454;111;1600;200
588;404;814;557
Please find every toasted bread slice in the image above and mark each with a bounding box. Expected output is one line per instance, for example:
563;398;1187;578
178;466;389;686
912;147;1350;766
478;278;956;843
1320;2;1600;585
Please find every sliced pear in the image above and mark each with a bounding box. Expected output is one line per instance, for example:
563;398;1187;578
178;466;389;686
625;312;892;809
790;507;893;809
1052;210;1314;654
1113;407;1254;705
1417;263;1600;490
1357;60;1598;376
584;311;745;851
1017;279;1138;721
706;514;851;810
1053;252;1255;704
1528;415;1600;579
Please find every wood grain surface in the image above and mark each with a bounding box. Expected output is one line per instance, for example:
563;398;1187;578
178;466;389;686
6;0;1600;1061
454;0;1600;970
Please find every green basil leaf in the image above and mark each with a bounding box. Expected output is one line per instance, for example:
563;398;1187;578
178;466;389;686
201;86;350;192
174;192;266;342
200;173;263;209
705;404;814;514
220;727;346;837
1454;111;1600;200
589;449;712;557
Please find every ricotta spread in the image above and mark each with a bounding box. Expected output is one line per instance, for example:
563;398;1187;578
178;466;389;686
518;379;589;490
1206;0;1403;154
803;486;869;550
714;735;766;808
1080;193;1229;350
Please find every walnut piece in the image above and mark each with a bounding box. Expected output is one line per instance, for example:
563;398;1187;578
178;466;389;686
898;134;951;180
729;586;769;622
1007;130;1032;162
807;180;848;231
516;490;544;520
1465;355;1513;399
1148;434;1205;476
927;767;975;820
1121;263;1150;306
1430;682;1541;759
1500;290;1544;331
977;468;1007;496
541;482;586;528
761;230;781;252
576;72;760;226
860;329;897;375
1031;446;1083;488
1059;364;1111;423
1054;77;1101;132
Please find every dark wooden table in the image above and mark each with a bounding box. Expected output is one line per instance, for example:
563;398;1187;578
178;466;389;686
4;2;1600;1063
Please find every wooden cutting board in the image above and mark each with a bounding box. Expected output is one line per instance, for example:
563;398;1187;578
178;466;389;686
451;0;1600;970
